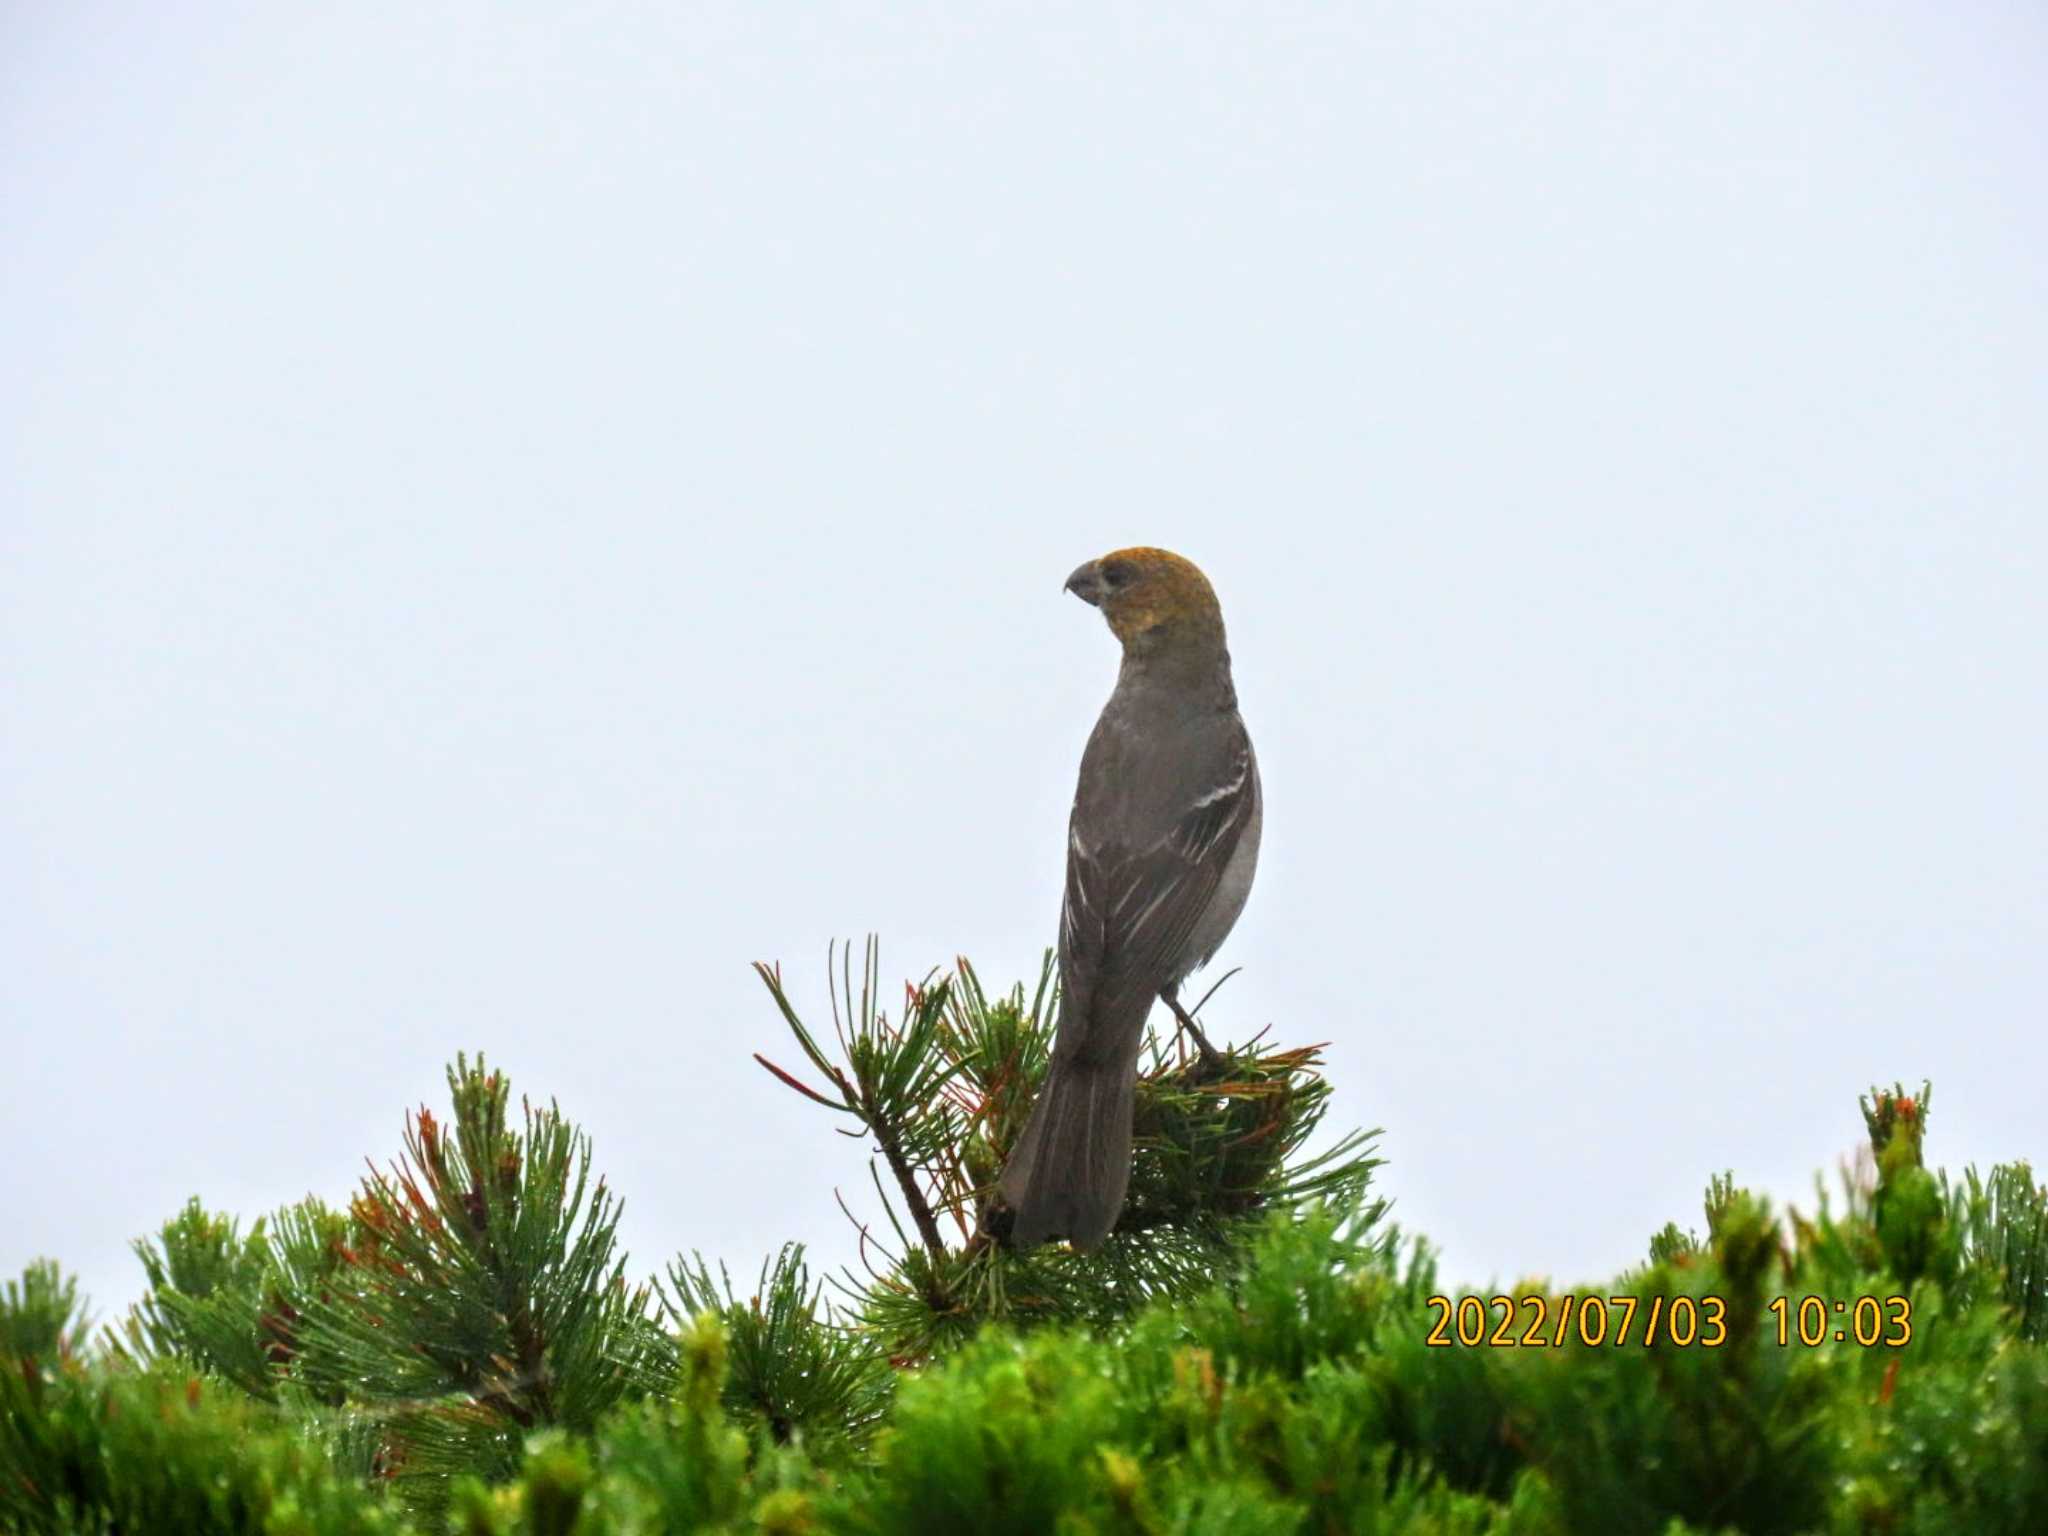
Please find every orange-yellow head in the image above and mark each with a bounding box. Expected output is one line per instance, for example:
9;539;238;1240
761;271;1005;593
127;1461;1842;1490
1063;546;1227;660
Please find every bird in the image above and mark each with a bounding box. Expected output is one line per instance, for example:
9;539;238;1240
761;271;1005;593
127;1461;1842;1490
998;546;1262;1252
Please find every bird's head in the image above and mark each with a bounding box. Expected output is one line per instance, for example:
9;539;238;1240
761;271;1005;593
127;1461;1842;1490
1064;546;1226;659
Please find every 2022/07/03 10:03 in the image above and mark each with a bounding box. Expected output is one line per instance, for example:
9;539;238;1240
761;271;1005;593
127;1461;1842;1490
1424;1293;1913;1348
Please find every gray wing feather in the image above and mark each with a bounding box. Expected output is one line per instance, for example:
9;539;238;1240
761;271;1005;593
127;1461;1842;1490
1054;719;1257;1066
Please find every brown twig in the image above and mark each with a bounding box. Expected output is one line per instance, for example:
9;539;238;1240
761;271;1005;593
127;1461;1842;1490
861;1086;952;1284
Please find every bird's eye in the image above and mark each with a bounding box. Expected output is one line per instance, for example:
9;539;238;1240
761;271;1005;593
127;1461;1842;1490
1102;562;1132;587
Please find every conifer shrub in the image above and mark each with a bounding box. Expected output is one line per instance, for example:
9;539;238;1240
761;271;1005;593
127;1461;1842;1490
4;947;2045;1535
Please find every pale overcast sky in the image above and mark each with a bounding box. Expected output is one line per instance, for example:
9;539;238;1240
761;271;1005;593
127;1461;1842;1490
5;3;2044;1324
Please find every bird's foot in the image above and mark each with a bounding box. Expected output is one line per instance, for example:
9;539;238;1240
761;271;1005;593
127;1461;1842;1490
1160;987;1228;1079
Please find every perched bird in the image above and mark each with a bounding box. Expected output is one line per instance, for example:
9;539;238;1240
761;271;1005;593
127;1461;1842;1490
999;547;1262;1251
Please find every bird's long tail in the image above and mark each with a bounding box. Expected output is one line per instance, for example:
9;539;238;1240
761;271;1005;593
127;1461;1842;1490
998;1056;1135;1253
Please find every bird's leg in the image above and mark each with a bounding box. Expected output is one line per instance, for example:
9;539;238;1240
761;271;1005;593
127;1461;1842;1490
1160;984;1227;1076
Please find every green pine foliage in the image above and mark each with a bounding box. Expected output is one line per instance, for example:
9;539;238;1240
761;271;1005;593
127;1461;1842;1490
97;1055;677;1520
282;1054;673;1499
660;1245;893;1450
0;1259;89;1370
116;1199;278;1393
4;957;2046;1534
1;1359;405;1536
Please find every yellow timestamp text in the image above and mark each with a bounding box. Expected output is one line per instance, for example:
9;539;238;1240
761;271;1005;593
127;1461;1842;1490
1423;1293;1914;1348
1767;1294;1912;1347
1425;1294;1729;1348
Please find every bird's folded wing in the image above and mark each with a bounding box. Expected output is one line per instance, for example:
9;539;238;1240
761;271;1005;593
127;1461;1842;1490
1056;733;1256;1063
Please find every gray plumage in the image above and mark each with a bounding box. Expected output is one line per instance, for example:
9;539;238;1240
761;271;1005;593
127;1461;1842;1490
999;547;1262;1251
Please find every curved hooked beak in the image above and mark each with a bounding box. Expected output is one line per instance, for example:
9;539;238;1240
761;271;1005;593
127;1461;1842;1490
1064;559;1107;607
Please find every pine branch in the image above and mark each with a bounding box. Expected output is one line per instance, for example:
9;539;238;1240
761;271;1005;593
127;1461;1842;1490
755;941;1385;1361
753;940;958;1289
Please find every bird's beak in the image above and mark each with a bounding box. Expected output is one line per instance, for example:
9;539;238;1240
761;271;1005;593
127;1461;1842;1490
1064;559;1107;607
